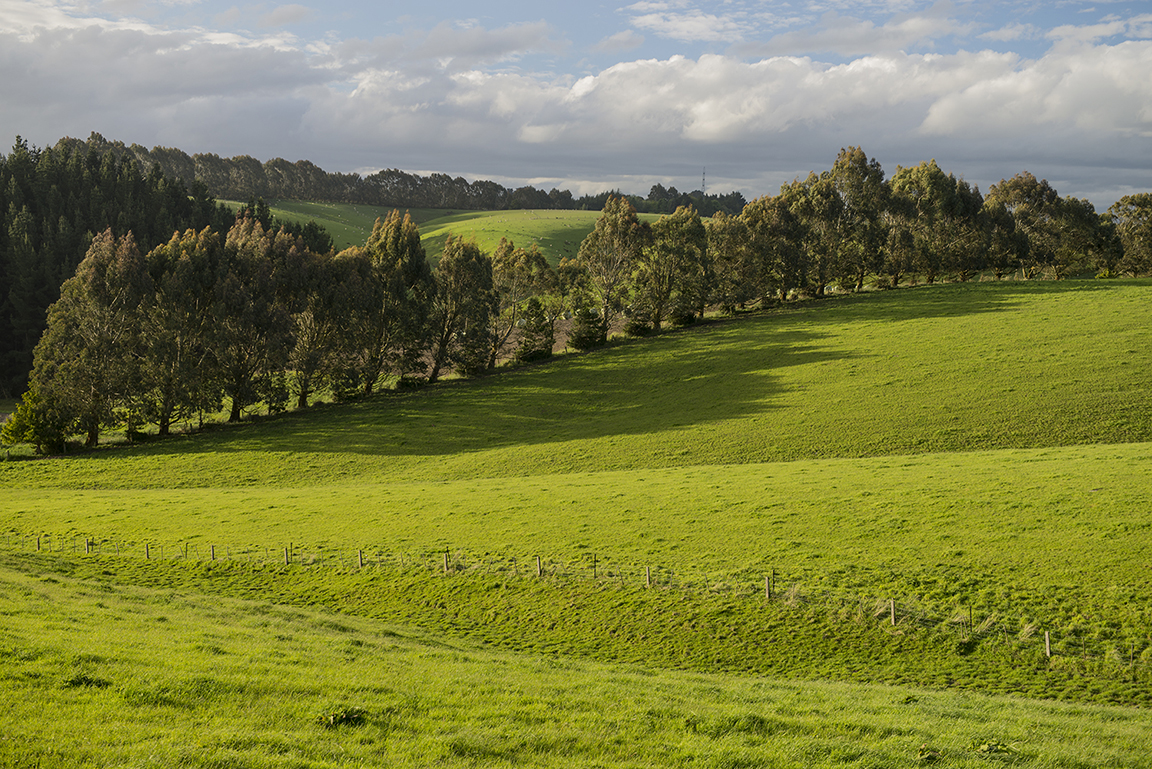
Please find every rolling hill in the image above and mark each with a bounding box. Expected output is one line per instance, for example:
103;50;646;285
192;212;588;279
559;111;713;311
3;278;1152;766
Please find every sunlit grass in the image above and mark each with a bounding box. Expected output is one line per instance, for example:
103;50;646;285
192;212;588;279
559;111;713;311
3;552;1150;768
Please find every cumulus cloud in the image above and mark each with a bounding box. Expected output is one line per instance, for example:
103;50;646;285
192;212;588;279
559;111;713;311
1;0;1150;207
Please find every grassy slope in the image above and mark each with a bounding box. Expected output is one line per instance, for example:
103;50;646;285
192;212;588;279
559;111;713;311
419;209;659;264
3;282;1151;617
222;200;447;251
3;279;1152;763
238;200;658;263
3;551;1151;769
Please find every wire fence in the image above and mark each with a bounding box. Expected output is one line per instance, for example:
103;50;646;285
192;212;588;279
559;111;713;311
5;531;1150;677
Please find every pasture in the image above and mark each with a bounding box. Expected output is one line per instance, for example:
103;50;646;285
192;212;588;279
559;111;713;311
238;200;658;262
3;551;1152;768
3;277;1152;764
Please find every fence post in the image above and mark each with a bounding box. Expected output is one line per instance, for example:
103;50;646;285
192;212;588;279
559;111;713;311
358;549;364;569
646;566;652;589
211;545;215;561
284;547;290;565
443;548;449;574
145;544;150;560
85;538;90;555
1045;631;1052;658
765;575;771;599
36;536;41;552
536;555;542;578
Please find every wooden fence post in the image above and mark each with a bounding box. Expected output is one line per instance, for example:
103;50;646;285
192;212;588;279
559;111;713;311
1045;631;1052;658
536;555;542;578
443;548;449;574
145;543;150;560
646;566;652;589
765;575;771;599
211;545;215;561
36;536;41;551
284;547;290;565
358;550;364;569
85;538;90;554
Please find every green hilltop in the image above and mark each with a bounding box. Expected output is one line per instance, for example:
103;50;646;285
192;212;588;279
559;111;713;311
250;199;656;261
3;278;1152;765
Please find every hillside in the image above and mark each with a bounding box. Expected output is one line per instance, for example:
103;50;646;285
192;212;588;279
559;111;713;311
248;200;658;262
3;278;1152;765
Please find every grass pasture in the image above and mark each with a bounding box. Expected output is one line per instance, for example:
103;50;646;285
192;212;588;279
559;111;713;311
3;551;1151;769
222;200;448;251
4;278;1152;763
225;200;637;261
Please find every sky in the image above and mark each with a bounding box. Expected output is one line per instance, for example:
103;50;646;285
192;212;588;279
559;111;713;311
1;0;1150;209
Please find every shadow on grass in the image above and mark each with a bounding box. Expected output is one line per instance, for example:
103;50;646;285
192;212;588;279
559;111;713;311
73;278;1129;461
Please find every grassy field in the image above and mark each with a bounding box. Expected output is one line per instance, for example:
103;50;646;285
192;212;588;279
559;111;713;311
419;209;658;264
233;200;657;262
222;200;447;251
3;278;1152;762
3;551;1151;769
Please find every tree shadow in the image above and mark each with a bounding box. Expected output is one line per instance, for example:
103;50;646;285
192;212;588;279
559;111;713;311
77;278;1126;462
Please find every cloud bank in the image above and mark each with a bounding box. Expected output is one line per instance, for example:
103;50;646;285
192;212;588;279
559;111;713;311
1;0;1149;207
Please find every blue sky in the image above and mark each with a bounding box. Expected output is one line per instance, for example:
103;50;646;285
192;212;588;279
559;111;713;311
1;0;1150;207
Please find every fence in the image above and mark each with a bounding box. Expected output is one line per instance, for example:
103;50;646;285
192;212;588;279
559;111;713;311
4;531;1149;676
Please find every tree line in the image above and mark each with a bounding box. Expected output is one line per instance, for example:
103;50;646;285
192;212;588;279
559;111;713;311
4;145;1152;454
59;133;749;217
0;138;337;398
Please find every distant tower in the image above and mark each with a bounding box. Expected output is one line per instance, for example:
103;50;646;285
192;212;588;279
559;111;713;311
702;167;706;196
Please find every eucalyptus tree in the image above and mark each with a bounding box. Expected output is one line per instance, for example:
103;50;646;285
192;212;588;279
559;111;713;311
213;218;301;421
22;230;150;447
632;204;708;331
488;238;554;368
829;147;887;291
352;210;434;393
704;211;756;312
427;237;496;382
138;226;223;434
576;195;652;343
779;174;839;296
889;160;986;283
986;173;1110;280
741;194;806;302
1108;193;1152;276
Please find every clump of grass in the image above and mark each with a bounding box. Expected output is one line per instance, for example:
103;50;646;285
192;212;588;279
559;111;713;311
316;705;367;729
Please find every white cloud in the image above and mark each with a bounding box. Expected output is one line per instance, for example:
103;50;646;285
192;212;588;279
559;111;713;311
629;10;751;43
922;39;1152;138
1;0;1150;208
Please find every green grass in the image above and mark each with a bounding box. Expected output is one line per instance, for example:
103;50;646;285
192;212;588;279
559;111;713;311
222;199;649;261
222;200;448;251
3;551;1151;768
419;209;661;264
4;278;1152;760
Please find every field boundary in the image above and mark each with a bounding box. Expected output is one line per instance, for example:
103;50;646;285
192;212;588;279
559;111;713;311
9;531;1149;678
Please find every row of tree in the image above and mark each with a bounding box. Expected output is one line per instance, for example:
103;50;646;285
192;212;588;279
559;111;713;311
58;133;749;216
6;145;1152;453
0;137;340;397
1;210;565;453
569;148;1152;346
